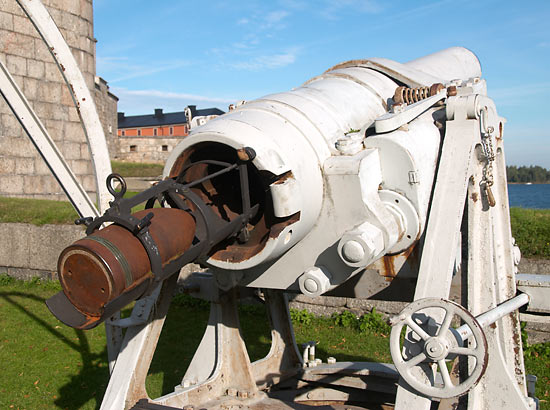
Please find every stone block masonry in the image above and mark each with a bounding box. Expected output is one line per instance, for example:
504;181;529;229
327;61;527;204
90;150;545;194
0;0;117;201
116;136;182;164
0;222;85;280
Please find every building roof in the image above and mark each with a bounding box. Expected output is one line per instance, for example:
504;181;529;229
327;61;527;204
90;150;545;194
117;106;225;129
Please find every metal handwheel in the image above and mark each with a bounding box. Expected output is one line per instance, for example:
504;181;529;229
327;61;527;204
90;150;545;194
389;298;488;399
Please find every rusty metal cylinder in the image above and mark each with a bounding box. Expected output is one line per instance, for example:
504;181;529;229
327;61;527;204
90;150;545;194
57;208;196;317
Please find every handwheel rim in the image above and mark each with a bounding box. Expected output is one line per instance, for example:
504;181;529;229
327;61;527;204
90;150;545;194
390;298;488;399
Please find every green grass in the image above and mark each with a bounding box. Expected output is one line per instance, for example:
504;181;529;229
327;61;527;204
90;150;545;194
510;207;550;258
0;196;79;225
111;161;163;178
0;191;151;226
2;197;548;259
1;276;549;409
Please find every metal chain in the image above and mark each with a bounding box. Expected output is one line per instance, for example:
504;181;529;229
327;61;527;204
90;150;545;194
480;107;496;206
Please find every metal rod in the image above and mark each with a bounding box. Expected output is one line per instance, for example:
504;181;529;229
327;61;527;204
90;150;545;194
456;293;529;341
185;163;238;189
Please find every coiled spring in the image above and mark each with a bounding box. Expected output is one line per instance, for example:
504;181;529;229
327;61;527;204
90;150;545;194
393;83;445;105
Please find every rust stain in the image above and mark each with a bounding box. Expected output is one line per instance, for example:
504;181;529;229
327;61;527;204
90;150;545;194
272;171;293;185
471;192;479;202
382;255;396;280
380;242;420;281
169;143;300;264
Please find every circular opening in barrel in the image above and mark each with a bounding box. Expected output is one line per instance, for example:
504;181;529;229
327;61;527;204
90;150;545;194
169;142;299;263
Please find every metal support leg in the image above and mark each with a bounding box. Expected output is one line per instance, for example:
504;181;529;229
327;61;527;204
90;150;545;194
394;97;478;409
465;142;534;410
251;290;303;389
99;279;172;410
153;288;259;409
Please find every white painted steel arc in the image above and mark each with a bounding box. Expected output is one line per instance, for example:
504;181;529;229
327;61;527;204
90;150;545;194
16;0;112;214
0;60;99;219
165;47;482;271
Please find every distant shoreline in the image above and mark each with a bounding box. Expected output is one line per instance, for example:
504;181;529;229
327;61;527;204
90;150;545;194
508;182;550;185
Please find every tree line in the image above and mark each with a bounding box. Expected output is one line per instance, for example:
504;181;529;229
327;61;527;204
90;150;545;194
506;165;550;183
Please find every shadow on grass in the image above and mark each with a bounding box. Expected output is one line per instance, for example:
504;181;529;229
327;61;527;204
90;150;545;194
145;304;210;397
145;302;274;398
0;291;109;410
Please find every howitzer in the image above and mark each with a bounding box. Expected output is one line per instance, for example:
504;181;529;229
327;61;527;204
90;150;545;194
49;47;477;328
37;47;549;409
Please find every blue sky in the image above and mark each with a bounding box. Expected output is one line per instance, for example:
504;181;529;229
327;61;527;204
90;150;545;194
94;0;550;168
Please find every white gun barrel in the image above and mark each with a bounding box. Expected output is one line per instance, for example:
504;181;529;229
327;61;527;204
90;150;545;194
162;47;482;294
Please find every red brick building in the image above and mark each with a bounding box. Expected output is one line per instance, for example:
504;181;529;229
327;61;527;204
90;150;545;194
115;106;224;163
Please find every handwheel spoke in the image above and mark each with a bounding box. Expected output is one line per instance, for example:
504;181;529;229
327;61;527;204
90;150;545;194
449;347;477;357
405;352;427;368
438;308;454;337
438;359;454;388
406;317;431;341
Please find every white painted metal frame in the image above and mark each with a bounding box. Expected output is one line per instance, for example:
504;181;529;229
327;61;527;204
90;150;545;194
393;93;535;409
1;0;119;371
99;280;303;410
0;60;99;218
13;0;113;214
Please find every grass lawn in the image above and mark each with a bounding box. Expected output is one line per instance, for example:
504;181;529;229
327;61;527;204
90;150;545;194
111;161;163;178
511;207;550;258
0;277;549;409
1;198;548;259
0;191;149;226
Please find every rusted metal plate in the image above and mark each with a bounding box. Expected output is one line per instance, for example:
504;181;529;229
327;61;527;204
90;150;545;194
168;143;301;264
54;208;195;325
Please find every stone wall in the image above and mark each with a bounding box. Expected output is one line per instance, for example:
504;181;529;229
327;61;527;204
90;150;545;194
0;222;85;280
94;75;118;161
115;135;182;164
0;0;117;201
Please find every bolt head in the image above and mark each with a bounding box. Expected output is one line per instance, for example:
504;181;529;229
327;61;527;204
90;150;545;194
342;240;365;263
424;337;449;360
303;278;318;293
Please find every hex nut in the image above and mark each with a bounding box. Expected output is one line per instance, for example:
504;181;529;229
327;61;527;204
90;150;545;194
298;267;332;297
338;222;384;268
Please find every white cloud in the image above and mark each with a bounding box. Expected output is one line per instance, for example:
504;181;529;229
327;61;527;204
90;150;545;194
115;88;235;104
237;17;249;25
264;10;289;25
97;58;192;84
113;88;236;115
319;0;383;19
229;50;297;71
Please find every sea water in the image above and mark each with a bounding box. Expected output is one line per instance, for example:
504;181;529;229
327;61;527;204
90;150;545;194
508;184;550;209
